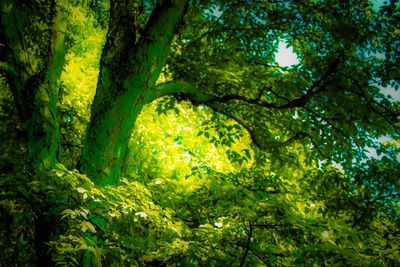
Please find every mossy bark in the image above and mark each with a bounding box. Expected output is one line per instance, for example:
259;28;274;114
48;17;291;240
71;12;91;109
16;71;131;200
1;1;67;264
1;0;67;170
80;0;189;186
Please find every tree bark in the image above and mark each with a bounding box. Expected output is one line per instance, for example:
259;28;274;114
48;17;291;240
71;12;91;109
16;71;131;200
80;0;189;185
1;1;67;264
1;0;67;170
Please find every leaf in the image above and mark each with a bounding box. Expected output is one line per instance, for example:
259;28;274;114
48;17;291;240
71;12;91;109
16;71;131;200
79;209;88;219
60;209;74;220
76;187;86;193
55;163;68;171
243;149;251;159
80;221;96;233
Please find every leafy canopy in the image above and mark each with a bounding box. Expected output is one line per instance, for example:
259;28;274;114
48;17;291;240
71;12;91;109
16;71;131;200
1;0;400;266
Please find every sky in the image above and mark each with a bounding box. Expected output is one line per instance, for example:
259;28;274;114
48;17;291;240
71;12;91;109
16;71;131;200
275;41;300;67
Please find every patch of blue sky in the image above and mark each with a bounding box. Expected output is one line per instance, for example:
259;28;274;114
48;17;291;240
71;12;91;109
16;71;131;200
380;86;400;102
370;78;400;103
275;40;300;68
363;134;400;165
204;5;223;19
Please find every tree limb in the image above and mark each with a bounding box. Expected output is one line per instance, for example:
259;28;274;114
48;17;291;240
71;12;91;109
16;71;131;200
208;54;342;109
153;80;213;104
337;72;400;134
239;221;253;267
155;80;309;150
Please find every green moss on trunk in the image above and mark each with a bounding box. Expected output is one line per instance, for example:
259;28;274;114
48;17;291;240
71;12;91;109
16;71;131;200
81;0;189;186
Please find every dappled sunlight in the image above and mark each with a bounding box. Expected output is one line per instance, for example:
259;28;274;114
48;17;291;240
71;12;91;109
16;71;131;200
130;98;254;180
56;7;106;168
1;0;399;265
60;12;106;116
61;56;99;109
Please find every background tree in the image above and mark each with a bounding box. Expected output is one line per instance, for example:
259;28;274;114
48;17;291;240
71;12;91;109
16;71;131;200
1;0;399;266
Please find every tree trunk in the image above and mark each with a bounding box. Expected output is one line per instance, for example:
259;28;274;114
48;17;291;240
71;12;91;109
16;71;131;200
80;0;189;185
1;0;67;170
1;1;67;264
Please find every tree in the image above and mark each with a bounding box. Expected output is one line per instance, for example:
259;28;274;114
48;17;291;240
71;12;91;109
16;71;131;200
1;0;399;266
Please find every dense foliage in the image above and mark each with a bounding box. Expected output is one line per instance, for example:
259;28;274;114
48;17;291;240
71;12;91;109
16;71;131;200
1;0;399;266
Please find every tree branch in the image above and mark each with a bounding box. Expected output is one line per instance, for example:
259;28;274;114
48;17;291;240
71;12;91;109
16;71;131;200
155;80;308;150
239;221;253;267
308;135;330;159
337;73;400;134
156;45;344;111
153;80;213;104
205;54;343;109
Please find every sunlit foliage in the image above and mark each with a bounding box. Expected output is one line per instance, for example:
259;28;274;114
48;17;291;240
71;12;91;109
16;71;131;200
58;6;106;168
1;0;399;266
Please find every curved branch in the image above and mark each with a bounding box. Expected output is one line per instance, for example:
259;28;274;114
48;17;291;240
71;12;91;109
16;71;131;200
156;47;343;110
154;81;308;150
206;102;263;149
152;80;213;104
209;55;342;110
207;102;307;150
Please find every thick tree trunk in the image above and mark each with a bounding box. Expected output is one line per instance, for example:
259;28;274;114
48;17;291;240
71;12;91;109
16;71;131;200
1;0;66;169
80;0;189;185
1;1;67;264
